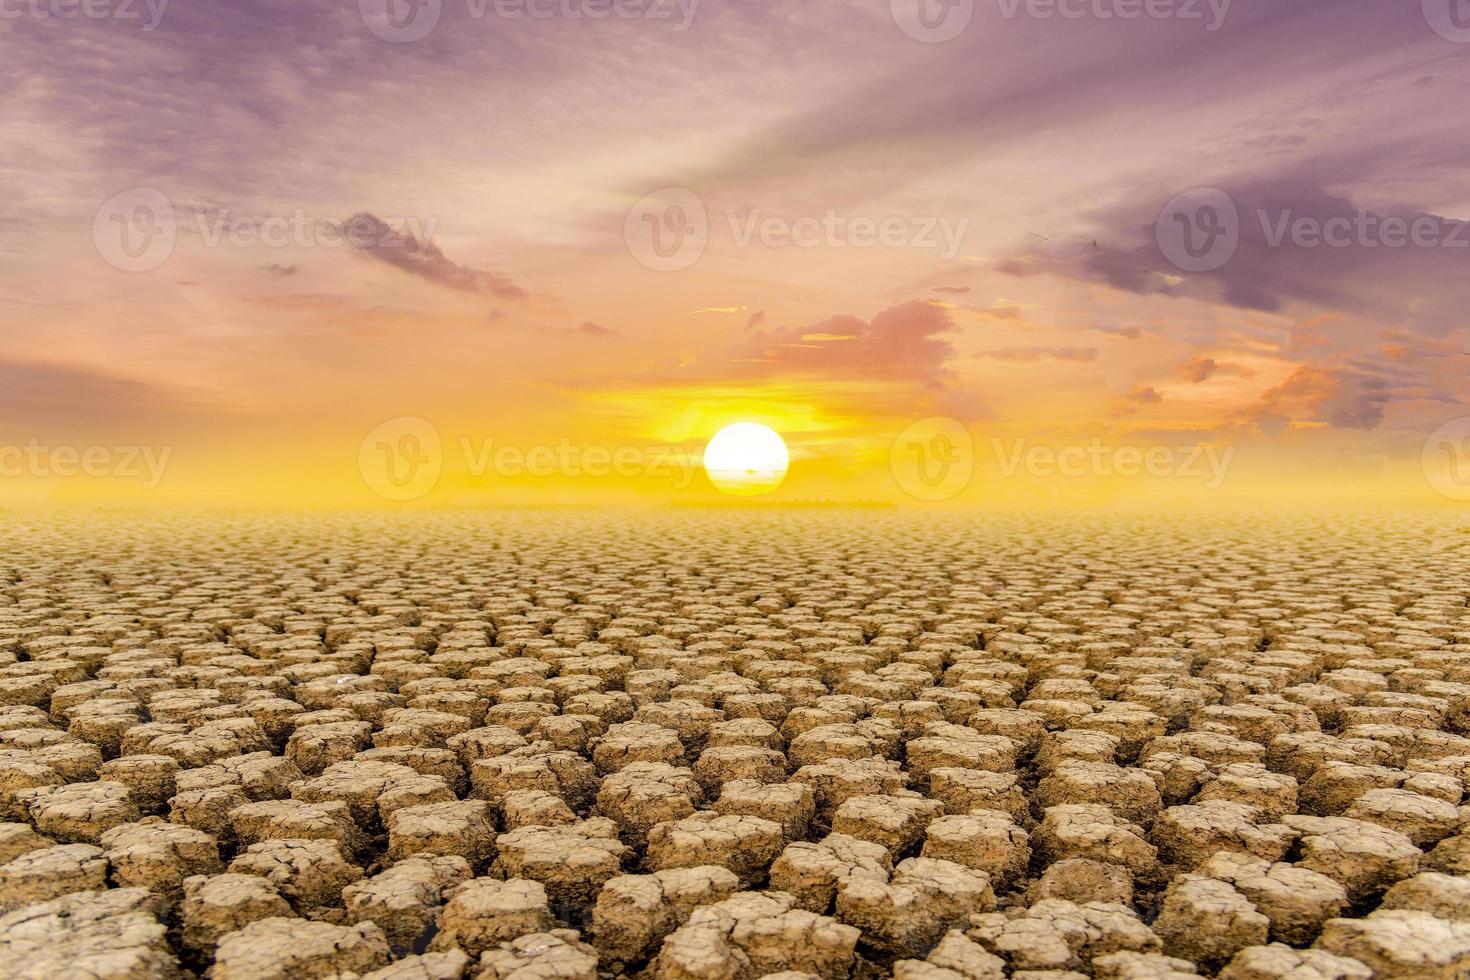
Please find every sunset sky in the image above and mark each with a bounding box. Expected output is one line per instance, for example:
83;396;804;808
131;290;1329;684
4;0;1470;508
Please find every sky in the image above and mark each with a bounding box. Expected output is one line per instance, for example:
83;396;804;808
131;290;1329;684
3;0;1470;508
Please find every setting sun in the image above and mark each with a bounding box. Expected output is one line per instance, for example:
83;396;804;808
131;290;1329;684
702;423;790;496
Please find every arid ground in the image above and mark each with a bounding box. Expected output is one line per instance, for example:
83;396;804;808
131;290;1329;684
2;510;1470;978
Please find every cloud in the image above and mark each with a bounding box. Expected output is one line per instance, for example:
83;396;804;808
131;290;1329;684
585;298;984;421
0;359;200;433
1246;365;1338;432
1243;361;1450;432
993;160;1470;432
968;302;1025;322
977;347;1098;362
575;321;618;338
339;212;525;300
679;0;1423;193
997;177;1470;336
670;8;1468;329
1178;356;1254;383
994;170;1470;438
932;286;971;295
1378;329;1459;362
1327;374;1394;430
1108;384;1164;418
1179;357;1220;383
484;313;619;338
731;299;959;388
7;0;1455;464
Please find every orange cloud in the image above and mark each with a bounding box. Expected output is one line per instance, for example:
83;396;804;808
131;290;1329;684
1178;356;1255;383
977;347;1097;363
1246;365;1338;432
731;299;960;389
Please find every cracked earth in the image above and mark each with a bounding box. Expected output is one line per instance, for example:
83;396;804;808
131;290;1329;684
2;511;1470;979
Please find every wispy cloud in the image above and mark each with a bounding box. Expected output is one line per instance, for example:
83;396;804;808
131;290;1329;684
0;359;202;432
340;212;525;300
968;302;1026;322
575;321;618;338
977;347;1098;362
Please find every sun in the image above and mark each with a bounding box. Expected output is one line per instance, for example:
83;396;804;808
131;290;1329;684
703;422;790;496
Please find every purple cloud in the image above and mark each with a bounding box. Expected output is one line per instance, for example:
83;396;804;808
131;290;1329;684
338;212;525;300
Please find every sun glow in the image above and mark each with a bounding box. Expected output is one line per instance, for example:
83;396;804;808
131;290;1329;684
702;422;790;496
